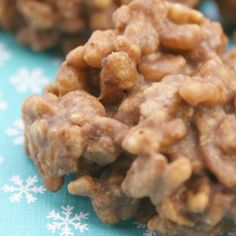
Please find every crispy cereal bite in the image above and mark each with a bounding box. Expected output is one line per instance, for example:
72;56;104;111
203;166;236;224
121;59;236;235
0;0;199;52
22;90;128;191
22;0;236;234
54;0;226;105
0;0;125;52
68;157;140;224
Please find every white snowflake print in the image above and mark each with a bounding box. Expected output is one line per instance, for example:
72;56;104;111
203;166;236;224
143;231;158;236
10;67;50;94
134;222;158;236
0;92;8;111
0;155;4;165
6;119;24;145
134;222;146;229
2;175;46;203
0;42;11;67
47;205;89;236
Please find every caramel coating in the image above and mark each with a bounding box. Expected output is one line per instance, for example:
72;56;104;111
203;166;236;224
148;183;234;236
68;158;140;224
0;0;127;52
0;0;199;52
138;53;189;82
55;0;226;106
121;58;236;234
21;0;236;234
22;90;128;191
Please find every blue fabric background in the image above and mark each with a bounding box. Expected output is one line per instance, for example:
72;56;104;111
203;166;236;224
0;1;235;235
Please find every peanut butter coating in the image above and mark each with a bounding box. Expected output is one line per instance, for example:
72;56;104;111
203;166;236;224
21;0;236;234
0;0;199;52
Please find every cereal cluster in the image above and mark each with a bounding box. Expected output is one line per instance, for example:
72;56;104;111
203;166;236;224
22;0;236;235
0;0;199;52
0;0;127;52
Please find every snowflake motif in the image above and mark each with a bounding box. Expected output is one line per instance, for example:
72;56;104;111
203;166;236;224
2;175;46;203
0;42;11;67
134;222;158;236
0;155;4;165
134;222;146;229
10;67;50;94
6;119;24;145
143;231;158;236
47;205;89;236
0;92;8;111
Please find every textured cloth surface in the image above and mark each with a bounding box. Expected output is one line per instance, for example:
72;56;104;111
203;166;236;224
0;1;234;236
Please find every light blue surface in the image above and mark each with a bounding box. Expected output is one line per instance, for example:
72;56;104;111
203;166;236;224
0;1;235;235
0;31;152;236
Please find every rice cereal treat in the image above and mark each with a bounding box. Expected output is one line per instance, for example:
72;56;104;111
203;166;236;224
68;157;141;224
22;0;236;235
22;90;128;191
0;0;128;52
0;0;200;52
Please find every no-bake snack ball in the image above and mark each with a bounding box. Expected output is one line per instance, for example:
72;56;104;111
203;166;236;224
22;0;236;235
22;90;128;191
68;157;140;224
0;0;200;52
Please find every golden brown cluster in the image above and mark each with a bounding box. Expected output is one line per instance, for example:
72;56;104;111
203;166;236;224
0;0;200;52
22;0;236;235
22;90;128;191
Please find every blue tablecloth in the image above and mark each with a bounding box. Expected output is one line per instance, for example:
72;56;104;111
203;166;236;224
0;1;235;235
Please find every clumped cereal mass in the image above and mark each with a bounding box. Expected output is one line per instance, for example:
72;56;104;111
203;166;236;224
0;0;126;52
0;0;199;52
21;0;236;235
